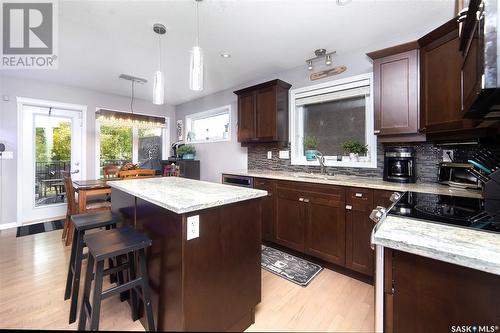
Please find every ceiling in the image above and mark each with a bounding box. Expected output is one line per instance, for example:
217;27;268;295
1;0;455;106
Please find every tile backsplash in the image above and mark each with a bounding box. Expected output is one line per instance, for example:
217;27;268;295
247;142;483;183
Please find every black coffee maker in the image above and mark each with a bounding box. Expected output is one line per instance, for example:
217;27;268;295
383;147;416;183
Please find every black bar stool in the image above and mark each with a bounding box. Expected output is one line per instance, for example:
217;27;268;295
78;227;155;331
64;211;120;324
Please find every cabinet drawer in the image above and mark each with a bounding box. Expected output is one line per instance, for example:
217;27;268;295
254;178;273;189
277;180;345;200
347;187;373;206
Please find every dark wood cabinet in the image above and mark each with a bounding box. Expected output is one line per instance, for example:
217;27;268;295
253;178;275;242
304;186;346;266
234;79;291;144
385;249;500;333
162;159;200;180
345;187;374;277
368;43;425;142
275;185;305;252
460;15;483;115
374;189;396;208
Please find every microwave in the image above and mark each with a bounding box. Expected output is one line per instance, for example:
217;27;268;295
438;162;481;189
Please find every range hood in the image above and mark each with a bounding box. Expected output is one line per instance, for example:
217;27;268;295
463;0;500;119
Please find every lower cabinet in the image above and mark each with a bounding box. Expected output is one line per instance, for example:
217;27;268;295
275;186;305;252
253;178;275;242
345;187;375;277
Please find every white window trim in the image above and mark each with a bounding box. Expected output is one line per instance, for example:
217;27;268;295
185;105;231;144
290;73;377;168
94;108;170;178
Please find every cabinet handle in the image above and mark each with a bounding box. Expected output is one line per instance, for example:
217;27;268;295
303;198;310;203
374;130;381;134
346;205;352;210
299;197;304;202
355;193;363;198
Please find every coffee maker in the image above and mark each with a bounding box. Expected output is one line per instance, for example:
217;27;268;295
383;147;416;183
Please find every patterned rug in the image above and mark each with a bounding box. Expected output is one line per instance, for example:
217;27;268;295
261;245;323;287
16;220;64;237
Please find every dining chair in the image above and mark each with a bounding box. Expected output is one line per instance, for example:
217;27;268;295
102;165;120;179
117;169;156;179
163;164;180;177
61;171;111;246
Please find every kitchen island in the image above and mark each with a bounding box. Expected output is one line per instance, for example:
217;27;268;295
108;177;267;332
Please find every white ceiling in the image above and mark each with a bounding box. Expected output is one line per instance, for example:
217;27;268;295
2;0;455;106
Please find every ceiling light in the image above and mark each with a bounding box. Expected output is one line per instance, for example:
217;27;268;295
221;52;231;58
336;0;352;5
307;60;313;71
325;54;332;66
190;0;204;91
153;23;166;105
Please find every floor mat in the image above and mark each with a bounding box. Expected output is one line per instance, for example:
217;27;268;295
16;220;64;237
261;245;323;287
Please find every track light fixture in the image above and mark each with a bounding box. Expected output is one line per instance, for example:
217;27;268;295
305;49;336;71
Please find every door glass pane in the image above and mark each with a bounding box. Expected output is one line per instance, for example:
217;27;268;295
99;125;133;177
138;128;162;162
34;115;72;207
302;96;366;156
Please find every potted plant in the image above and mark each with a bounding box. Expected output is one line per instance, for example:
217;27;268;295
342;140;368;162
178;145;196;160
303;136;319;161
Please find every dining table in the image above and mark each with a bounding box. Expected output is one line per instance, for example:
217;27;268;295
72;179;112;213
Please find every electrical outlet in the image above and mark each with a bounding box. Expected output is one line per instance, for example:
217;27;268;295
187;215;199;240
0;152;13;160
279;150;290;159
267;151;272;159
442;149;453;162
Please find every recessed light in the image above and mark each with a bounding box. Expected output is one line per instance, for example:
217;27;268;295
220;52;231;58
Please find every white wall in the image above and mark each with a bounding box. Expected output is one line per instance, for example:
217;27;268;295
0;75;176;226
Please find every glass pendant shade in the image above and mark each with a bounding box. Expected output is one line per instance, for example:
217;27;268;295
153;70;165;105
189;45;204;91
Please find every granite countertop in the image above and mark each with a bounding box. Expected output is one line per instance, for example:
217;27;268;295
374;215;500;275
223;170;482;198
108;177;268;214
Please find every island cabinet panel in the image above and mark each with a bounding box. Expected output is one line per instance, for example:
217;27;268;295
111;188;262;332
345;187;375;277
385;249;500;333
275;186;305;252
304;190;346;266
234;79;291;144
254;178;275;242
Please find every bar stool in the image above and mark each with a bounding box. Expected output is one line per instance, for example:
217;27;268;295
78;227;155;331
64;211;120;324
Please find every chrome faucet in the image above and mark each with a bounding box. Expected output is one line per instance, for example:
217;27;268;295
315;151;326;175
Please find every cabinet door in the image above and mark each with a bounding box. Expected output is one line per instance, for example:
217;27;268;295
275;187;305;252
304;191;346;266
461;20;483;114
345;188;374;276
373;49;420;135
255;86;277;141
254;178;275;242
237;92;255;142
421;25;464;132
374;190;396;208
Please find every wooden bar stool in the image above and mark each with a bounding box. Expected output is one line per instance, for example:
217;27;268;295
78;227;155;331
64;211;121;324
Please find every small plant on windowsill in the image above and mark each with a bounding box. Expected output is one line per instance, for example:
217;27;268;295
178;145;196;160
342;140;368;162
303;136;319;161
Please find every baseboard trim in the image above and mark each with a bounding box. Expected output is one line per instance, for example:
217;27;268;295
0;222;18;231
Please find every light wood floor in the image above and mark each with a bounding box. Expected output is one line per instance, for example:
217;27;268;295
0;228;374;331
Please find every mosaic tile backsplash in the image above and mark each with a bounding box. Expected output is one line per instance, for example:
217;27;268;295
247;142;483;183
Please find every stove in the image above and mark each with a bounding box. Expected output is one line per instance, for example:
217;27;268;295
388;191;500;234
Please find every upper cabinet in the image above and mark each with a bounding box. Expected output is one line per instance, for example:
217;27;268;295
368;42;425;142
234;79;291;144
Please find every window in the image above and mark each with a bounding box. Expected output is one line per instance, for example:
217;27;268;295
290;73;377;168
96;116;169;177
185;105;231;143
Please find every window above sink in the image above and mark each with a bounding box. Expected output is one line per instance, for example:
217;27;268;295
290;73;377;168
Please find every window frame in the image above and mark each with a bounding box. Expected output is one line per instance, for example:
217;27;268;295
290;73;377;168
184;105;231;144
94;109;169;178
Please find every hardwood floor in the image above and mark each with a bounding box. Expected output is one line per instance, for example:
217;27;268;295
0;227;374;331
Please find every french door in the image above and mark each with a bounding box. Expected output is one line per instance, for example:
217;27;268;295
18;99;85;225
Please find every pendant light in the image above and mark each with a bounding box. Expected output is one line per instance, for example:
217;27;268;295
153;23;166;105
190;0;204;91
